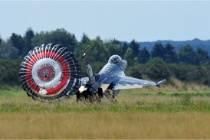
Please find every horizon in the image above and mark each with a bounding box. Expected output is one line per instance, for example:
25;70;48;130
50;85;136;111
1;1;210;42
1;27;210;43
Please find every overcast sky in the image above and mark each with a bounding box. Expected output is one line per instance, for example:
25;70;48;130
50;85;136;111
0;1;210;42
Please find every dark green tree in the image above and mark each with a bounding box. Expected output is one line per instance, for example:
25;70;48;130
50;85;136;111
145;58;170;80
151;42;165;59
129;39;139;58
0;36;2;44
90;36;107;62
138;47;150;63
121;43;128;58
75;36;107;62
81;33;90;44
74;36;108;74
112;39;120;44
164;43;177;63
0;41;19;59
22;28;35;57
105;40;121;57
32;28;77;52
10;33;25;58
194;48;209;65
177;45;196;64
0;59;21;85
124;47;134;66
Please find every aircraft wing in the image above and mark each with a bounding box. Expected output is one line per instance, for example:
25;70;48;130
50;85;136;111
112;76;166;90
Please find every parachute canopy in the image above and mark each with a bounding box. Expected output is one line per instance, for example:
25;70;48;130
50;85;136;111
19;43;81;101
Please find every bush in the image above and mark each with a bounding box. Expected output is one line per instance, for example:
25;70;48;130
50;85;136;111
140;58;171;80
0;59;21;85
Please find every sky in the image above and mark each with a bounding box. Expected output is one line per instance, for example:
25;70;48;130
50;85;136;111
0;1;210;42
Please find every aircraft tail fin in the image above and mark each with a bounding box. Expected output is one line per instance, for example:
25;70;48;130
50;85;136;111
156;79;166;88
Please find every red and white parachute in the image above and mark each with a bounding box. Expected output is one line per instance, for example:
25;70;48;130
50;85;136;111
19;43;81;101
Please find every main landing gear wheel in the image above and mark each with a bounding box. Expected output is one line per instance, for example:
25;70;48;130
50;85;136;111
19;43;81;101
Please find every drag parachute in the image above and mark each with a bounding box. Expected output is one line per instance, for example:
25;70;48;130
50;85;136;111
19;43;81;101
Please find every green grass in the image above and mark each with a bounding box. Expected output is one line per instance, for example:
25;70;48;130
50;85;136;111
120;89;210;96
1;89;210;139
1;89;210;113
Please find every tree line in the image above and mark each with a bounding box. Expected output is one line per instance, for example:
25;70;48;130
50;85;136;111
0;28;209;65
122;41;209;66
0;28;210;86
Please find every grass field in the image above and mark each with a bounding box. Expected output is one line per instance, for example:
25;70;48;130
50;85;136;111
1;87;210;139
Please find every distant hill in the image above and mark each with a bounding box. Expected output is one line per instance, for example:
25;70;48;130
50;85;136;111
138;38;210;55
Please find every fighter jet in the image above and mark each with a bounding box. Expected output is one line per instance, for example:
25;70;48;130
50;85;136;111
19;43;166;102
77;54;166;102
